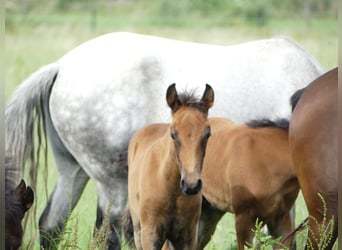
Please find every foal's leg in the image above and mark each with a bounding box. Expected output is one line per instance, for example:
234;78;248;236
140;224;164;250
131;217;142;250
197;198;225;249
171;227;198;250
39;133;89;248
235;212;255;250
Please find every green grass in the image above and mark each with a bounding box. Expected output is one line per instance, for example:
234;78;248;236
5;9;337;250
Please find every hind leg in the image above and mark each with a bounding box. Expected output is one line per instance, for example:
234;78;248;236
39;143;89;248
304;192;338;250
95;165;128;250
39;112;90;248
267;212;295;249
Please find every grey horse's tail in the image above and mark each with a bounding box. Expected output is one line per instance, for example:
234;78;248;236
5;63;59;235
121;207;135;248
5;62;59;185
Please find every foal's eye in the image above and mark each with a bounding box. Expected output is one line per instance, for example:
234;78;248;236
170;130;177;140
204;127;211;139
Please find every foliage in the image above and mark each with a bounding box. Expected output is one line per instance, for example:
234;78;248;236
6;0;338;26
87;204;112;250
244;193;338;250
247;219;287;250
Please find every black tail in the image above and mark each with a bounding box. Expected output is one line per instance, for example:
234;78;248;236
290;87;306;112
246;118;289;130
121;208;135;248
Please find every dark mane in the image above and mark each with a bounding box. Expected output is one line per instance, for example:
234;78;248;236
290;87;305;112
178;91;208;113
246;118;289;130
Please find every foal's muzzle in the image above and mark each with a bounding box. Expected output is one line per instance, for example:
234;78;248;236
180;178;202;195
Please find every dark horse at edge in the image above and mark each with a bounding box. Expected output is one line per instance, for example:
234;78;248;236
289;67;338;249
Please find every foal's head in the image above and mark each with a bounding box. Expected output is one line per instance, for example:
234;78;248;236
166;84;214;195
5;179;34;250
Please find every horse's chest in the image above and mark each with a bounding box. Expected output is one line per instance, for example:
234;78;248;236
165;195;201;225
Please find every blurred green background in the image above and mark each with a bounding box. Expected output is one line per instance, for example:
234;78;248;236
5;0;338;249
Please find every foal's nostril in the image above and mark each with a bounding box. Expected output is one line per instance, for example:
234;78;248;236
196;179;202;190
180;179;186;190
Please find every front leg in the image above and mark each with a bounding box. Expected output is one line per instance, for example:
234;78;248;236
171;222;199;250
267;211;296;249
140;223;165;250
235;212;255;250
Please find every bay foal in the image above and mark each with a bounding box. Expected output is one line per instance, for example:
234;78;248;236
127;84;214;249
198;118;299;249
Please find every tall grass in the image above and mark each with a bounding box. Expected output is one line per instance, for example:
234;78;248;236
5;7;337;250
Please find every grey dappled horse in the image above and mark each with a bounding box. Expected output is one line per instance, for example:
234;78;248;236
5;32;324;249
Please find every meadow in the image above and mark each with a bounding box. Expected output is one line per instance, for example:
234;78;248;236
5;6;338;249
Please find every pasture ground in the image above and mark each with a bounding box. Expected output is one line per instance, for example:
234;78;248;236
5;10;337;249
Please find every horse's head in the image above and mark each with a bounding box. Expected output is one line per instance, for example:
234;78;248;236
5;179;34;250
166;83;214;195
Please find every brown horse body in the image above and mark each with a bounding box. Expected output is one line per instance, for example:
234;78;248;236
127;84;214;249
198;117;299;249
289;67;338;249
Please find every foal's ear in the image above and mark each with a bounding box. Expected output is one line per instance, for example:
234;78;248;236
16;179;27;195
200;84;214;109
16;180;34;211
166;83;182;112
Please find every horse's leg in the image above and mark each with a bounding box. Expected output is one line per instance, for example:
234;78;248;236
267;212;295;249
197;198;225;249
171;227;198;250
139;214;164;250
38;134;89;248
95;163;128;250
235;212;255;250
304;191;338;250
38;81;90;248
140;224;164;250
132;217;142;250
